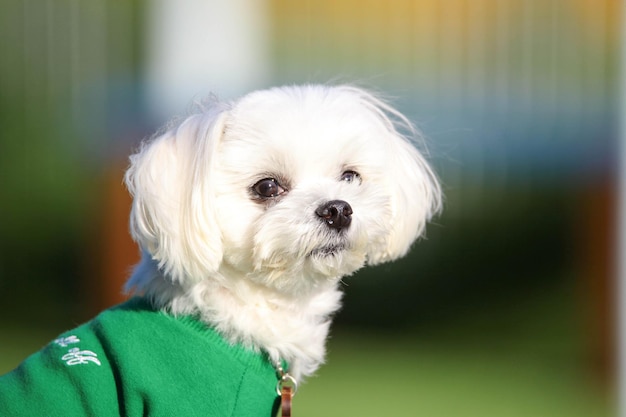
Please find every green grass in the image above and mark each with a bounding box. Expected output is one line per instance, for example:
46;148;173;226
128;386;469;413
294;333;613;417
293;282;616;417
0;325;66;374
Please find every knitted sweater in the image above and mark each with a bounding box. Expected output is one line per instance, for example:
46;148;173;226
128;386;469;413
0;297;280;416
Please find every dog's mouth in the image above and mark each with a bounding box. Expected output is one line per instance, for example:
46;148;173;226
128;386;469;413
309;243;347;257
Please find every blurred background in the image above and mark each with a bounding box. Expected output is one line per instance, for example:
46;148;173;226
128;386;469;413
0;1;620;416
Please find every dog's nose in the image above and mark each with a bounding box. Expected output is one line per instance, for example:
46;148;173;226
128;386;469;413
316;200;353;230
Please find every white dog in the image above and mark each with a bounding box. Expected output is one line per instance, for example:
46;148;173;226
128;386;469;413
0;85;441;416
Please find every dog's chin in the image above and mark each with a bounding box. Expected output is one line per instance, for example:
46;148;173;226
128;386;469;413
309;243;347;258
246;241;366;296
305;244;366;281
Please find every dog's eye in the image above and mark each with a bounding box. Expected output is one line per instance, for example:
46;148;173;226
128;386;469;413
253;178;285;198
340;170;361;184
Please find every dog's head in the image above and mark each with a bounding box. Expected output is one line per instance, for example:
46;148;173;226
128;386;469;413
125;85;441;296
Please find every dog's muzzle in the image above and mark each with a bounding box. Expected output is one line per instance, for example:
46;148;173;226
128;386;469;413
315;200;353;230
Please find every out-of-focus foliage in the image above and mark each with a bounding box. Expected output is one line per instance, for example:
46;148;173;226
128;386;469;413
0;1;146;323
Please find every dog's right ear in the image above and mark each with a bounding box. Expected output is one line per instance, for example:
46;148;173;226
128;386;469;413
124;108;228;288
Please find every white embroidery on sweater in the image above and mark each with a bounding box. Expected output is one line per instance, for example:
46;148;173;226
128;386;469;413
61;347;102;366
53;335;80;347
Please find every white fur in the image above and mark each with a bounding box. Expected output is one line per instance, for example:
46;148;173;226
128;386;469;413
124;85;442;380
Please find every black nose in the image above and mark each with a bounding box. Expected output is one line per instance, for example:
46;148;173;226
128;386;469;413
315;200;353;230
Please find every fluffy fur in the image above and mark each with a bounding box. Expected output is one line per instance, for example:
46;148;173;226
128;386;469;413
124;85;442;380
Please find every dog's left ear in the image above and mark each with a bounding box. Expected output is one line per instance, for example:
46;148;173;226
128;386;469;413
125;107;228;286
350;88;442;265
378;132;442;263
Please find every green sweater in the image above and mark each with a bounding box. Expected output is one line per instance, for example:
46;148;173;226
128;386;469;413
0;298;281;416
